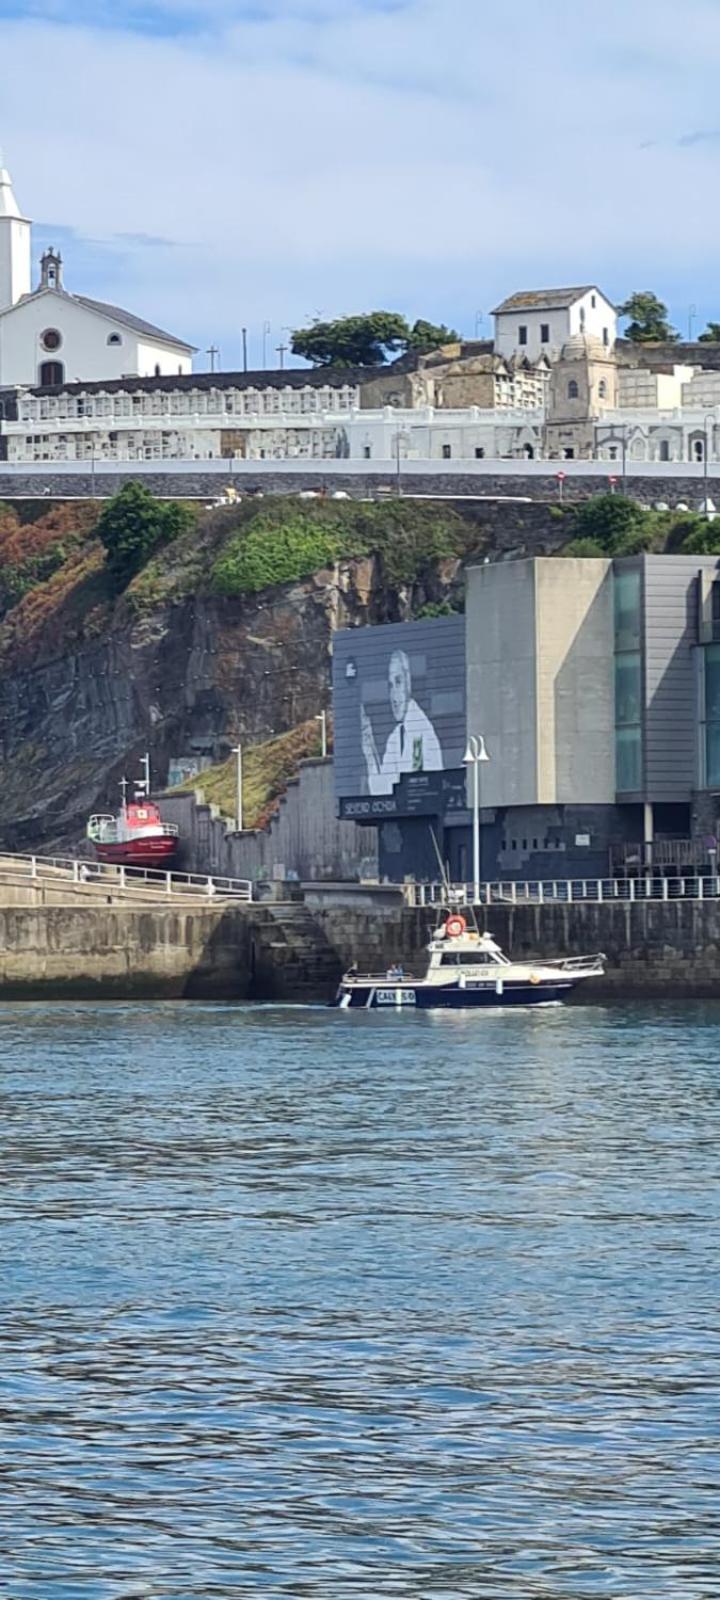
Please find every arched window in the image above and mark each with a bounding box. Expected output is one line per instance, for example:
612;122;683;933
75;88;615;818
694;438;705;462
523;443;534;459
598;379;607;398
39;361;64;386
568;379;579;399
107;333;122;347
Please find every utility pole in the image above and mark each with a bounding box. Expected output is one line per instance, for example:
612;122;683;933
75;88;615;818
241;327;248;373
207;345;220;373
232;744;243;832
688;304;697;341
262;321;271;369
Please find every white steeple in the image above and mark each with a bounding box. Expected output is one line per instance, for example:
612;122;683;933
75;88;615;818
0;151;32;311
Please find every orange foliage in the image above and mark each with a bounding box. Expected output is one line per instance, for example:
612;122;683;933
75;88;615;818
0;502;100;567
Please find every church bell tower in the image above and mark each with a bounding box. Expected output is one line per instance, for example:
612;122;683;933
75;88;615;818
0;154;32;311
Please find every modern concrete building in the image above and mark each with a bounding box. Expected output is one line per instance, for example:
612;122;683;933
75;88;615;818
333;555;720;884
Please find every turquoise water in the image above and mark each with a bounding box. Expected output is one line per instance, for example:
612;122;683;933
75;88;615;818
1;1001;719;1597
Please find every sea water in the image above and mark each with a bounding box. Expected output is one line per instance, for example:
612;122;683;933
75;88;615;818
1;1001;719;1597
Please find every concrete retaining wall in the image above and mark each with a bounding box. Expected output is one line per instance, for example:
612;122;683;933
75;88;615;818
160;758;378;886
0;903;253;999
1;460;720;502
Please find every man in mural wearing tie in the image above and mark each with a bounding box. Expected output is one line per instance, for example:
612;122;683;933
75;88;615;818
361;648;443;796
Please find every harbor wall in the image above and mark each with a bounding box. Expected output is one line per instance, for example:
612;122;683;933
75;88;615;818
0;903;254;999
2;896;720;1000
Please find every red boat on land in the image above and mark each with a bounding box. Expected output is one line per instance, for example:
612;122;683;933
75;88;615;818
87;796;179;869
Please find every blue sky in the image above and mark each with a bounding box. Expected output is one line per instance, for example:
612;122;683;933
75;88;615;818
2;0;720;369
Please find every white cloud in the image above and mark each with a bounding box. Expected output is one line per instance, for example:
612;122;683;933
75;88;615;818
1;0;720;363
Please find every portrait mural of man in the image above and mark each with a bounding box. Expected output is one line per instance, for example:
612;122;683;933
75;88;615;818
332;617;466;812
361;648;443;795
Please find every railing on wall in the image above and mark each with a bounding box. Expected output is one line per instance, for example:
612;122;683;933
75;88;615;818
0;851;253;902
406;877;720;907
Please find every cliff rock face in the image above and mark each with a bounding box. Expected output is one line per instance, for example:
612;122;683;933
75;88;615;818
0;553;462;852
0;494;571;854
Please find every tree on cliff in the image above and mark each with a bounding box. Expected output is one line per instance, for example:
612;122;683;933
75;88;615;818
290;312;460;367
97;482;194;590
698;322;720;343
618;291;678;343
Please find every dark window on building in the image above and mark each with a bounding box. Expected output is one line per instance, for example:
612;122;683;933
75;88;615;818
518;325;528;345
442;443;452;459
475;446;485;459
598;379;607;399
41;328;62;352
107;333;122;347
568;379;579;399
38;361;64;386
363;444;371;459
154;364;161;377
591;294;597;308
660;440;670;461
603;326;609;346
694;438;705;462
540;323;550;343
563;447;575;459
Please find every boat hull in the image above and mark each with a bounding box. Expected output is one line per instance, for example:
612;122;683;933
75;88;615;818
333;979;578;1010
93;836;179;869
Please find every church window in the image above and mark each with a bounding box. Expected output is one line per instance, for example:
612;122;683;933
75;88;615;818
107;333;122;346
591;294;597;309
41;328;62;352
598;379;607;398
540;323;550;343
568;379;579;399
518;324;528;345
603;326;610;347
38;361;64;386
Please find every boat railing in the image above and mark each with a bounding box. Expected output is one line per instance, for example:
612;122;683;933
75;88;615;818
405;876;720;907
0;850;253;902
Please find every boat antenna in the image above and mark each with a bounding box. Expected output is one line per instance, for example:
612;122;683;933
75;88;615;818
428;823;451;900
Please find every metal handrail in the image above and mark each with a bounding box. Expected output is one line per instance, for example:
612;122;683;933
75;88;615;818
405;877;720;907
0;850;253;901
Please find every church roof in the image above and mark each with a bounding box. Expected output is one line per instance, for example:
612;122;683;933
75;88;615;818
70;294;196;352
492;286;605;315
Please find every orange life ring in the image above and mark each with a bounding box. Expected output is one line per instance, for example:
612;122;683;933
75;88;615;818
446;914;467;938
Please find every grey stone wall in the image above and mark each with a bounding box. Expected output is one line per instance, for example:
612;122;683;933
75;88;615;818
0;466;718;503
160;757;378;885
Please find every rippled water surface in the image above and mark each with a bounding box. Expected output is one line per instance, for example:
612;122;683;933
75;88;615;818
1;1001;720;1597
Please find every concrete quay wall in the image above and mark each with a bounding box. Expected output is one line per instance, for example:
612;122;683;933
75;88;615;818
0;903;253;1000
314;899;720;1000
2;897;720;1001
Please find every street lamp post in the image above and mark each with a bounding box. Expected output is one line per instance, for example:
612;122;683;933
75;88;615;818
316;710;328;757
463;735;490;903
704;413;715;511
393;430;409;497
232;744;243;832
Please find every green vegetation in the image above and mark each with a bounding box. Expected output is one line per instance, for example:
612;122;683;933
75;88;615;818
172;719;330;829
0;501;99;620
562;494;712;557
209;498;475;596
290;311;460;368
97;481;195;591
618;291;678;344
699;322;720;343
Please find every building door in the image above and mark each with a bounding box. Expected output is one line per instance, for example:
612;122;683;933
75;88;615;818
39;361;65;386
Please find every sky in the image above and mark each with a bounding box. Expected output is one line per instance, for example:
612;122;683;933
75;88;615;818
1;0;720;370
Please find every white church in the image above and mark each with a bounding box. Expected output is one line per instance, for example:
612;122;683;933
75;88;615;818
0;156;194;387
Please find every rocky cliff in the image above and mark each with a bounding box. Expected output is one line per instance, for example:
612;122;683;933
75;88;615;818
0;494;568;852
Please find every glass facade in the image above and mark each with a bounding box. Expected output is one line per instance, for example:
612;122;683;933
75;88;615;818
614;566;643;793
704;645;720;785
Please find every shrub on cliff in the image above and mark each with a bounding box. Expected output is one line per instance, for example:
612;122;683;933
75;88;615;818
212;511;342;595
97;482;194;590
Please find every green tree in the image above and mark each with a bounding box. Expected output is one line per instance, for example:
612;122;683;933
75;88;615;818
564;494;647;555
698;322;720;343
291;312;410;368
290;311;460;368
406;318;460;351
97;481;193;590
618;291;678;343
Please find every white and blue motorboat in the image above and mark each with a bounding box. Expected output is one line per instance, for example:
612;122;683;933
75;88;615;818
333;912;605;1010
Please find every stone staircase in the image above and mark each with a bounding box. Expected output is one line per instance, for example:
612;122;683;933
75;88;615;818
249;903;343;1002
